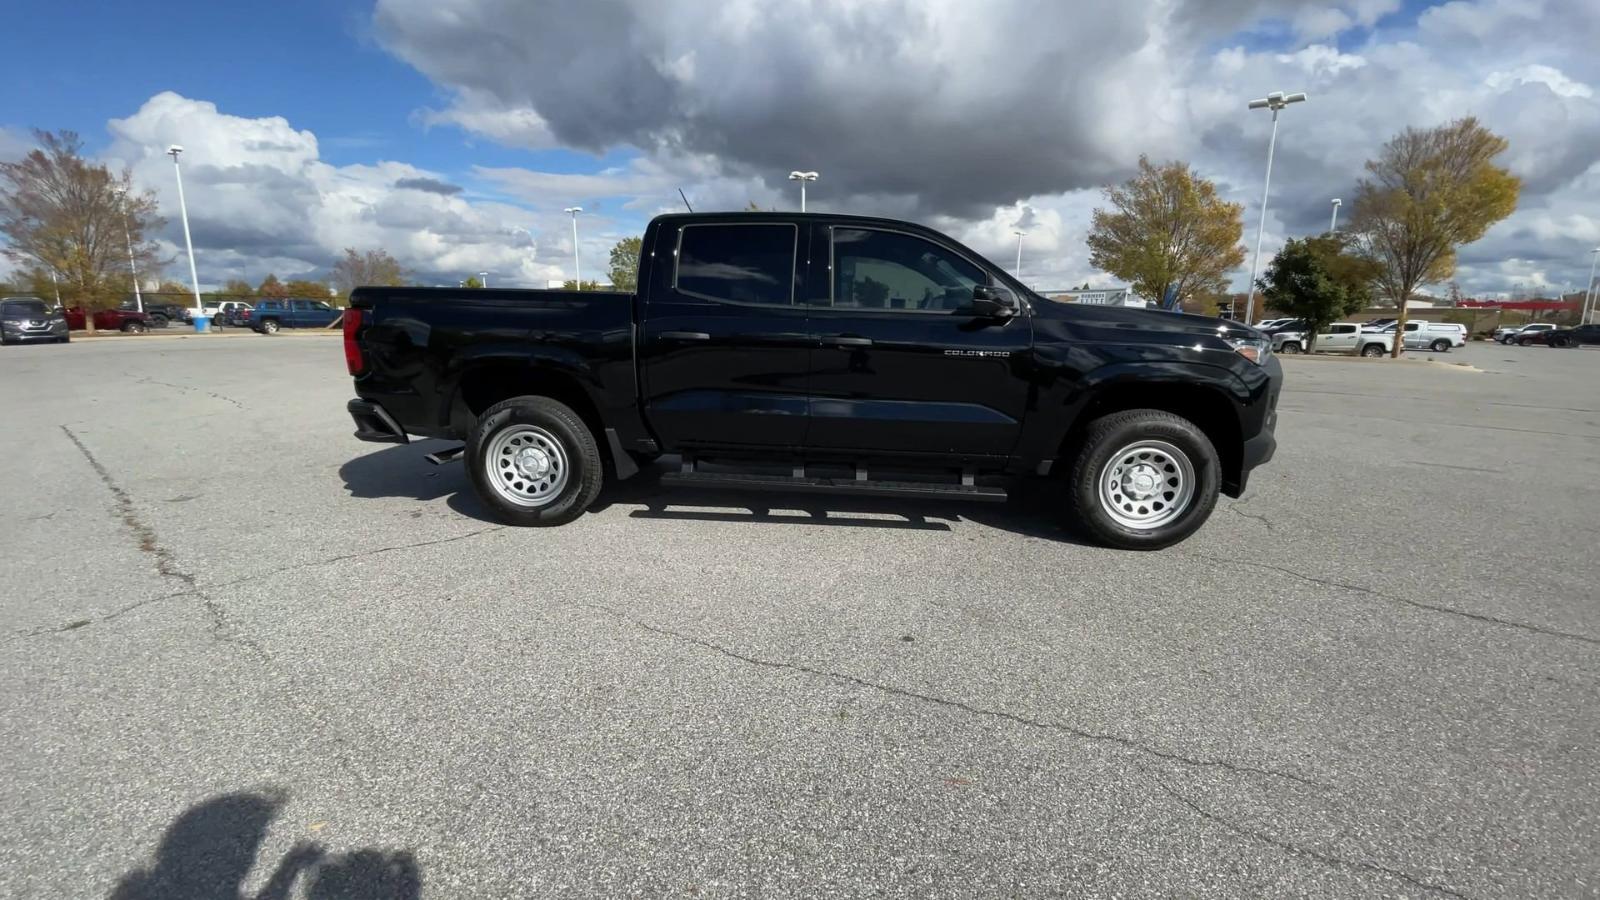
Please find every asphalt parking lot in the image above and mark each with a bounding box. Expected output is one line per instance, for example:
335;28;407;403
2;336;1597;898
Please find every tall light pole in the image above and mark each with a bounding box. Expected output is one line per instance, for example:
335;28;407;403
1584;247;1600;325
49;269;61;306
788;171;818;212
167;145;204;316
1242;91;1307;325
563;207;583;286
117;188;144;312
1329;198;1342;233
1013;230;1026;282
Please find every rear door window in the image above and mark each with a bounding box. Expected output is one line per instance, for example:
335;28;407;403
674;223;797;306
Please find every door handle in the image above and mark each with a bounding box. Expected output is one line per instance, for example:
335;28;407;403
822;335;873;347
660;331;710;341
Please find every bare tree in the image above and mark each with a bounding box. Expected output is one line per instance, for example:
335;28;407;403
331;248;408;296
0;130;166;332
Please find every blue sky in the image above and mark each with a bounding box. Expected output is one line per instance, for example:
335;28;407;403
4;0;1598;295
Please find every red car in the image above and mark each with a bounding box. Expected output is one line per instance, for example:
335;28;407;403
64;306;153;333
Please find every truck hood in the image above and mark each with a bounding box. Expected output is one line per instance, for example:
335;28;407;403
1031;296;1262;341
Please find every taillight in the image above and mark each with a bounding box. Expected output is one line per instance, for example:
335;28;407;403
343;308;365;376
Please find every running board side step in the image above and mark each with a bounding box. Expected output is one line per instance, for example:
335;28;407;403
660;471;1007;503
425;444;466;465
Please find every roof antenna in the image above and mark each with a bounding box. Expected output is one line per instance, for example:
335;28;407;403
677;188;694;213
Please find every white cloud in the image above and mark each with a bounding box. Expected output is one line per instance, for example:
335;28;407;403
102;92;567;287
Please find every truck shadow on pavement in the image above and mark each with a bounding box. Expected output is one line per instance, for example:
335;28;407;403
340;441;1088;544
108;790;420;900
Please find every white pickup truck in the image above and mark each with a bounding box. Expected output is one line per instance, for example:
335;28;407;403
1271;322;1395;357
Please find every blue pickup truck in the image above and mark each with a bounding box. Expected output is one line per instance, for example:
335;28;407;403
252;298;342;334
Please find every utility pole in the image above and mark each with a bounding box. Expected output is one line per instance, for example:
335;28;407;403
563;207;583;286
118;189;144;312
167;145;204;317
1329;198;1341;233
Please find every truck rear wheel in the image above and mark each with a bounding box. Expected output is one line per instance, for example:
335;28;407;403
1066;409;1219;550
467;396;602;526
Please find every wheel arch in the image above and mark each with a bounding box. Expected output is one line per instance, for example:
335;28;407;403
1057;376;1246;496
448;356;618;477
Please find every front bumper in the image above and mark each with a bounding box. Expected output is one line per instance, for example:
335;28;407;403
3;323;68;342
348;398;410;444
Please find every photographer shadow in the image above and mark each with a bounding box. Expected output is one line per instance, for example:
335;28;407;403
109;790;420;900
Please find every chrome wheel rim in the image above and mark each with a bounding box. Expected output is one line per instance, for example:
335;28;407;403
485;425;569;508
1098;440;1195;530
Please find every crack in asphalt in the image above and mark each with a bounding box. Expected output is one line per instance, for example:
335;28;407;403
1153;777;1469;898
1226;498;1277;532
576;602;1327;790
59;425;264;657
207;526;505;591
132;374;244;409
1191;554;1600;649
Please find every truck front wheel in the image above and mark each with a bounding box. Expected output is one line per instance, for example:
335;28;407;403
467;396;603;526
1066;409;1220;550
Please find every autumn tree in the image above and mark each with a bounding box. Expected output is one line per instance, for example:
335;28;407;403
608;236;642;292
222;279;255;297
1350;117;1519;357
1086;156;1245;307
0;130;165;333
1257;235;1378;351
257;274;288;298
283;278;331;298
331;248;408;295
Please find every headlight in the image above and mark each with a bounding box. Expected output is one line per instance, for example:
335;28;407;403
1228;336;1271;365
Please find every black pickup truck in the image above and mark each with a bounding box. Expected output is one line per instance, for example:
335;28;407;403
344;212;1279;549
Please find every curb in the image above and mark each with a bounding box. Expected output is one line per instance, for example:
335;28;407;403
1276;354;1482;372
70;329;339;341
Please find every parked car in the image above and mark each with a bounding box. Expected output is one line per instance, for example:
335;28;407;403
122;302;191;328
1271;322;1395;357
344;212;1281;550
1376;320;1467;351
1361;318;1398;331
1254;318;1293;330
1263;319;1308;335
214;301;253;326
1514;324;1561;346
1547;323;1600;348
64;306;153;333
253;298;341;333
1496;323;1556;344
0;297;70;345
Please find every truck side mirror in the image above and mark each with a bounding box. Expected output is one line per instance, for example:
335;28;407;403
969;284;1017;319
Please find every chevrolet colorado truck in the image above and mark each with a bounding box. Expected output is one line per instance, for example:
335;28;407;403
344;212;1280;549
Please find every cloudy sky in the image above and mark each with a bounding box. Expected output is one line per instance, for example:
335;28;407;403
4;0;1598;296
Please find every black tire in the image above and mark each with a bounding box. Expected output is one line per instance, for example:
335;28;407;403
1066;409;1220;551
1280;341;1302;354
149;314;168;329
122;321;147;334
261;319;280;335
1517;337;1530;346
1430;339;1450;352
1360;343;1385;357
466;396;603;526
58;335;70;344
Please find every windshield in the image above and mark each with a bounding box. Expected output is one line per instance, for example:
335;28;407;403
1;299;50;319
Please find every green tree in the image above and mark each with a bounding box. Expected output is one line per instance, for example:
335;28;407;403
1350;117;1519;357
283;278;330;298
0;130;166;333
1086;156;1245;307
608;236;642;292
561;279;601;291
331;248;408;295
257;274;288;298
1257;235;1376;351
462;276;484;289
222;279;255;297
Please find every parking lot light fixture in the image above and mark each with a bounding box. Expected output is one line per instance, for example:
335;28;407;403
1582;248;1600;325
166;145;204;317
1013;230;1026;281
1242;91;1307;325
1330;198;1341;233
479;271;489;288
788;171;818;212
563;207;583;286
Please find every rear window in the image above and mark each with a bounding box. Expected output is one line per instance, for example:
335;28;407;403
674;223;797;306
